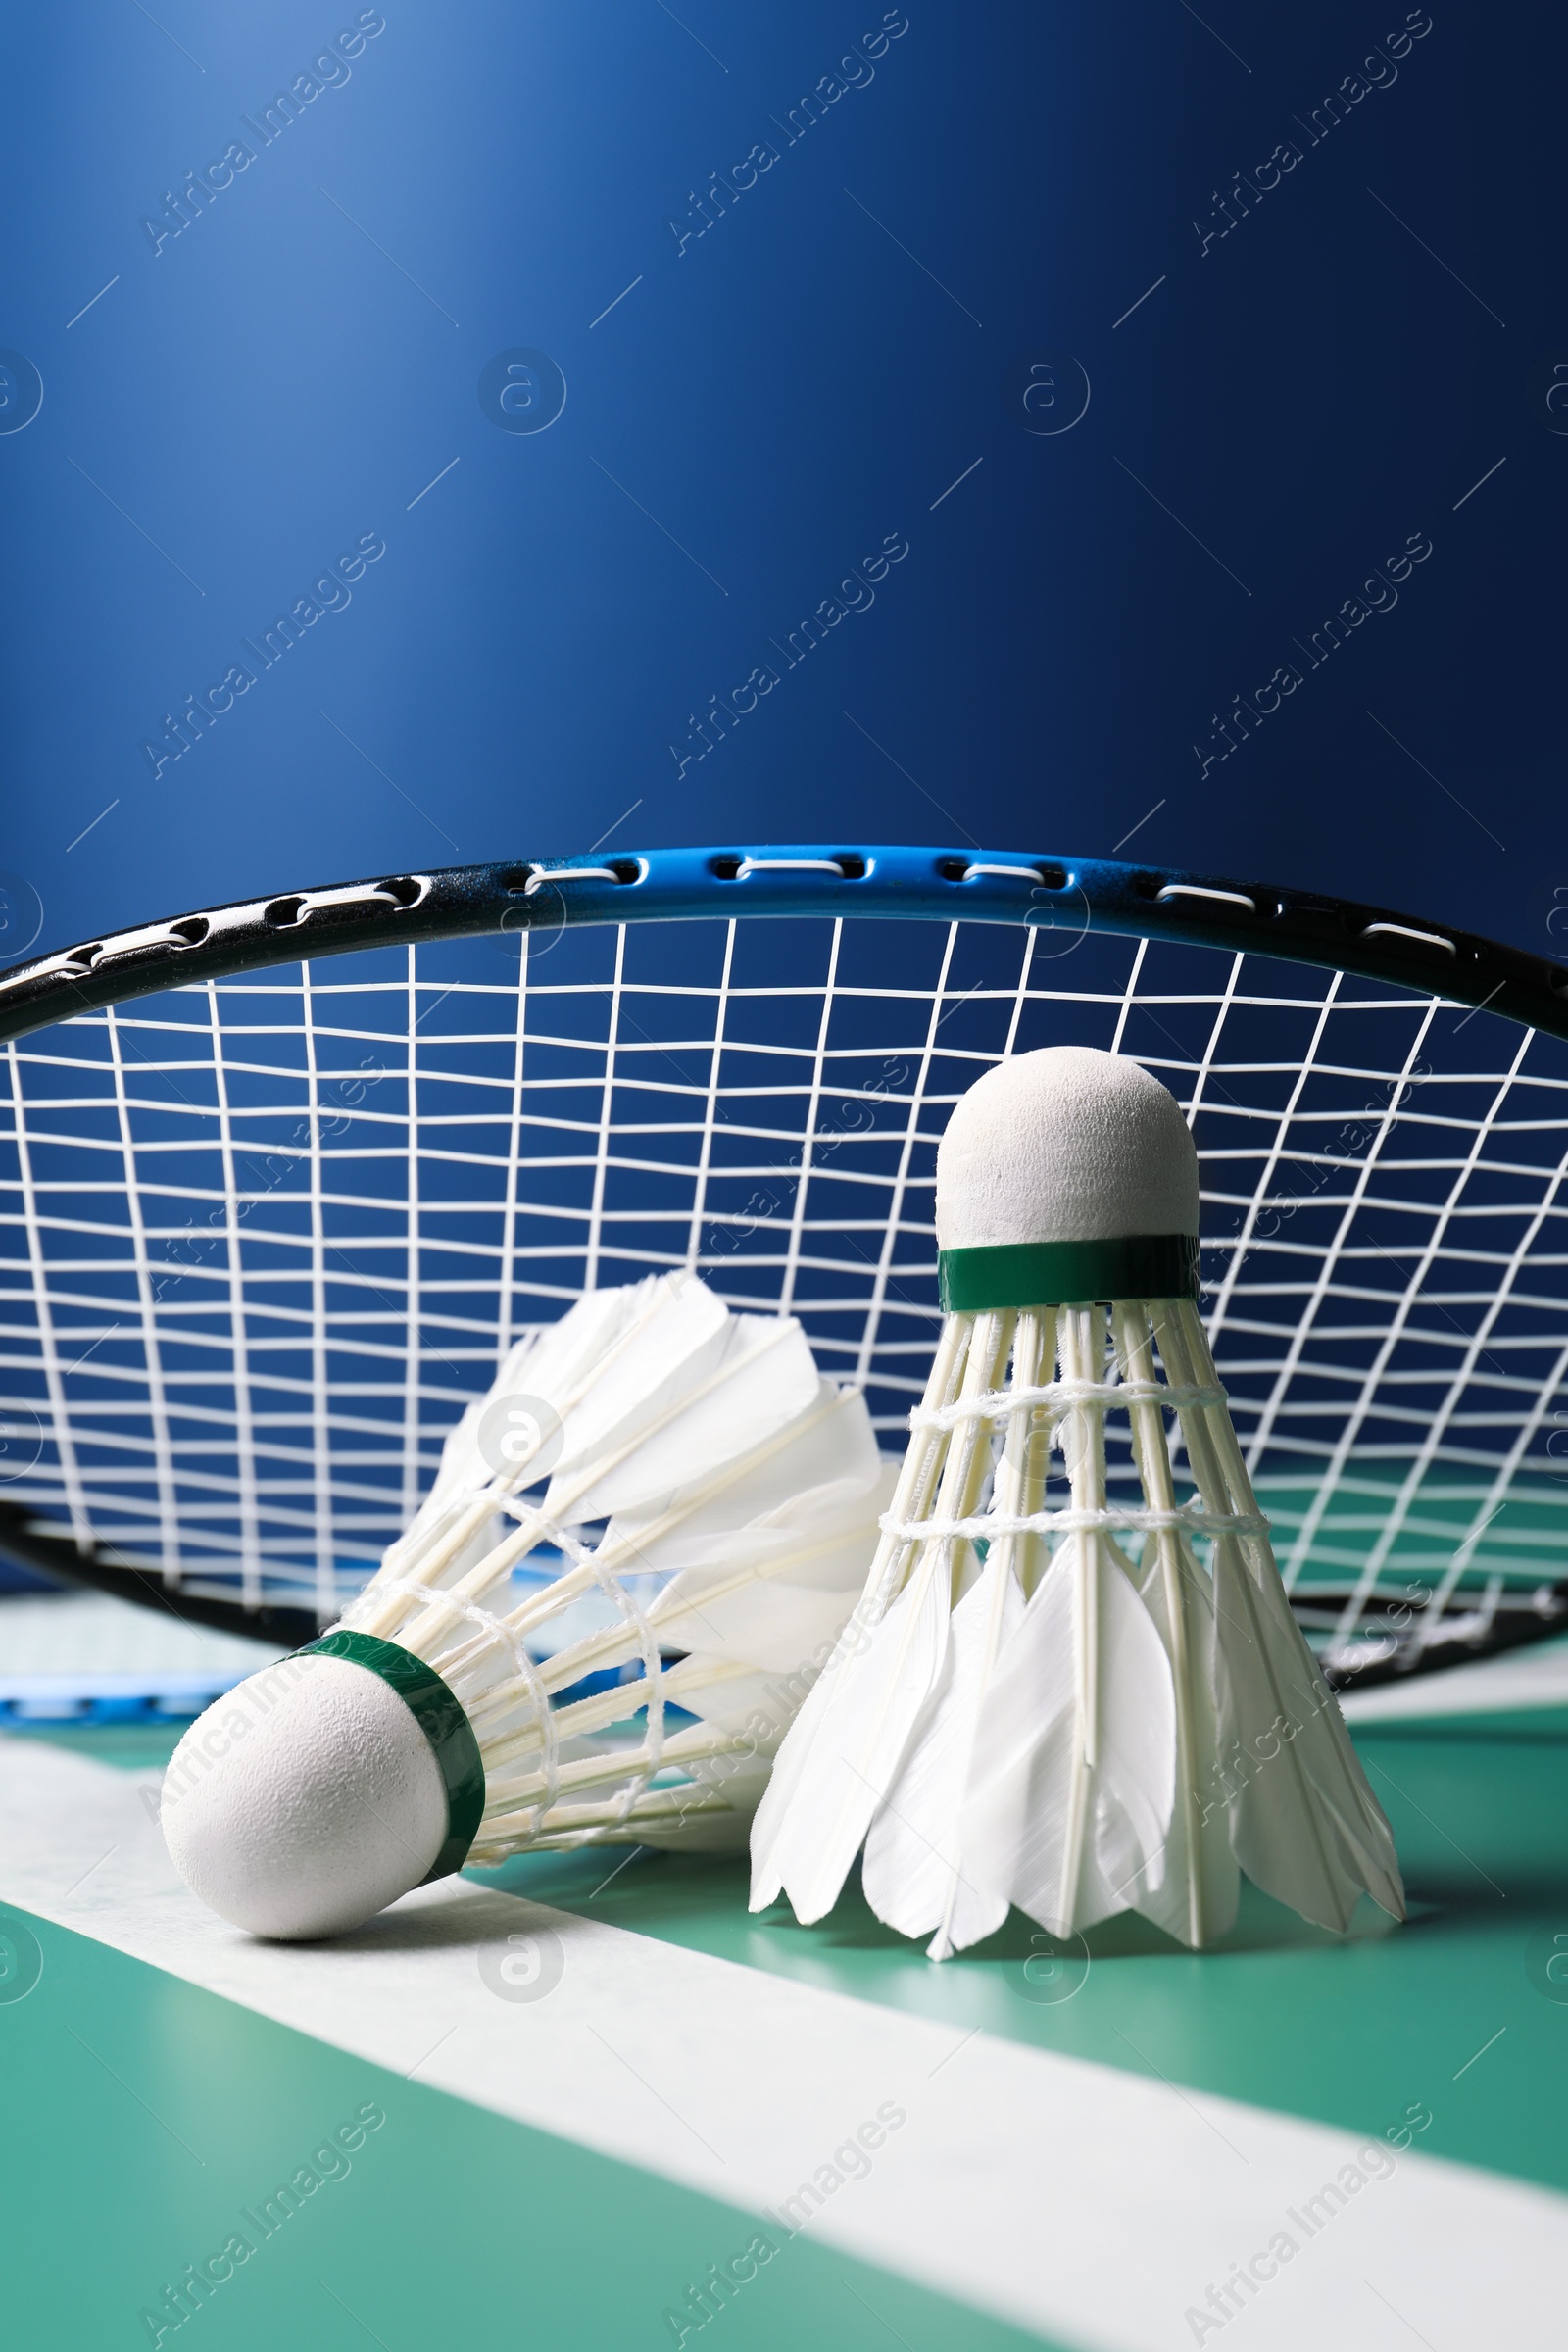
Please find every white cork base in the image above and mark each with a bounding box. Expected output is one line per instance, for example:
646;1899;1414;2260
161;1651;448;1940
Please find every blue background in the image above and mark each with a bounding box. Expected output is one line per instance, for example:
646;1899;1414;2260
0;0;1560;961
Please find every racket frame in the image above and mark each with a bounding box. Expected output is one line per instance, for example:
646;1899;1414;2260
3;841;1565;1681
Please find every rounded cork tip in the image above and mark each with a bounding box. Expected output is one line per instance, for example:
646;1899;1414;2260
161;1652;448;1939
935;1047;1199;1252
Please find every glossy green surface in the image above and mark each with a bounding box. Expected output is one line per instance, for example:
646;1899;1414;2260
12;1700;1565;2352
485;1716;1568;2199
6;1718;187;1769
0;1901;1057;2352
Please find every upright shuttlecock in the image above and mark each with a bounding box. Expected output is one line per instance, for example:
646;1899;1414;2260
751;1047;1404;1956
163;1273;886;1939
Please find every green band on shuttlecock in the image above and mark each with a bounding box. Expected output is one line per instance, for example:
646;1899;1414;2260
938;1234;1200;1312
299;1630;486;1885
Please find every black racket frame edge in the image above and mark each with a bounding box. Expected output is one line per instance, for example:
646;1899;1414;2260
0;1496;319;1648
5;1482;1562;1688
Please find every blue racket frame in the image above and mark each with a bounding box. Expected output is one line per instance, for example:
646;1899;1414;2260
1;843;1564;1048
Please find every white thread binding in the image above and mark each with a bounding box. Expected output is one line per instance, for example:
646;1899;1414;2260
911;1376;1226;1432
879;1504;1272;1544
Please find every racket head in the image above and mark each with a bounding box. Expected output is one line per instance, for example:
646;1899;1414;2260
3;842;1565;1689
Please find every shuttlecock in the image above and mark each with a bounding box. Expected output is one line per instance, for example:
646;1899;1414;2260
750;1047;1405;1957
162;1273;887;1939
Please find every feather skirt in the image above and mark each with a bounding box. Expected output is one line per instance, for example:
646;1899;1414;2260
750;1297;1404;1954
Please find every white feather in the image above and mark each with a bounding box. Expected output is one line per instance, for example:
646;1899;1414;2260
607;1378;881;1563
556;1308;821;1524
748;1554;952;1922
424;1282;658;1513
1158;1297;1405;1934
388;1280;676;1580
1214;1538;1405;1931
647;1486;893;1670
959;1541;1176;1939
1132;1536;1239;1947
749;1312;1007;1924
860;1546;1023;1954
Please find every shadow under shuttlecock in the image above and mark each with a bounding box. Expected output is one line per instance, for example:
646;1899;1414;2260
319;1706;1568;1969
245;1881;581;1958
445;1739;1568;2209
468;1841;1401;1963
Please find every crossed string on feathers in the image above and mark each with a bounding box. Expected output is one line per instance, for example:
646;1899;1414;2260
163;1273;887;1938
750;1048;1405;1958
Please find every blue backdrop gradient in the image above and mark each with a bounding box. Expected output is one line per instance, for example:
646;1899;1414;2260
0;2;1560;958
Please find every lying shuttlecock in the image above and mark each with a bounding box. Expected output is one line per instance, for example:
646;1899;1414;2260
163;1273;886;1938
751;1047;1405;1956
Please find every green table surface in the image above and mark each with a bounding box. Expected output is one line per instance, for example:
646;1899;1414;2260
4;1708;1565;2351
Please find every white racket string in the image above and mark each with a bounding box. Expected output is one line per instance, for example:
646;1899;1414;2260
3;907;1567;1675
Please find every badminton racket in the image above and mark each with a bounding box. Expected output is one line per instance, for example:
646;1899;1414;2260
2;841;1564;1689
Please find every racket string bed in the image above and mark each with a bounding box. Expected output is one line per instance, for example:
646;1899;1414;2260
2;859;1568;1688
